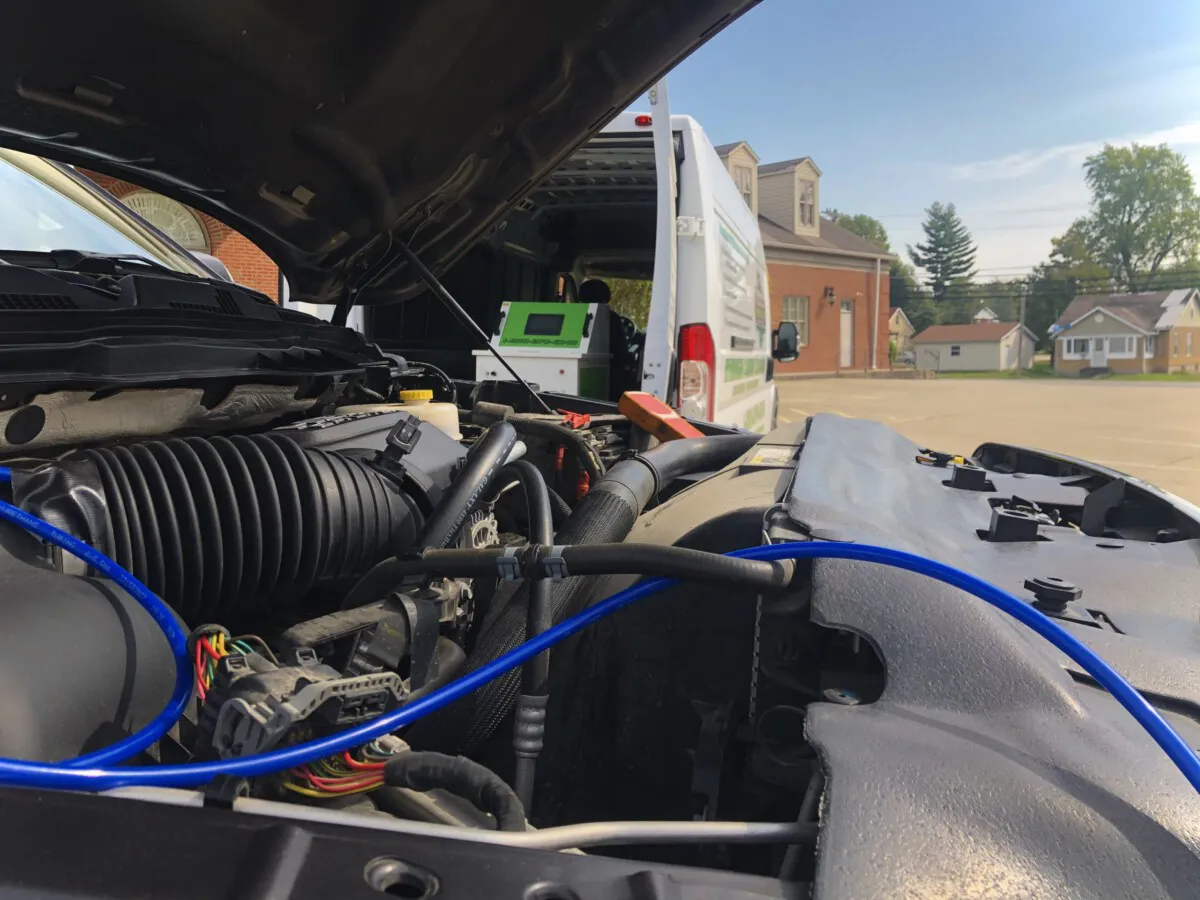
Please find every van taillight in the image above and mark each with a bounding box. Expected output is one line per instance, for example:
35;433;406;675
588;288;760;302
678;323;715;420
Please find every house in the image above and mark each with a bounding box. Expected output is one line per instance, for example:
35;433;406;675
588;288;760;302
713;141;759;212
1051;289;1200;375
912;321;1037;372
973;307;999;323
715;146;894;374
82;171;280;299
889;307;915;353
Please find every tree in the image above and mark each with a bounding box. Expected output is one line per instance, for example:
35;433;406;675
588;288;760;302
1077;143;1200;291
824;209;891;251
889;260;919;310
905;291;939;334
1023;218;1115;349
606;278;652;329
907;202;977;302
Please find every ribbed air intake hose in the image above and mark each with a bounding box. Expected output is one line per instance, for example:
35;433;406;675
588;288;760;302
406;433;760;753
19;434;423;622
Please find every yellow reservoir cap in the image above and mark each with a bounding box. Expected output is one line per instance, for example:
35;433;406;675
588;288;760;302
398;390;434;401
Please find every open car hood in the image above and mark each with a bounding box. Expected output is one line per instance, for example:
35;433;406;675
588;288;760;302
0;0;757;305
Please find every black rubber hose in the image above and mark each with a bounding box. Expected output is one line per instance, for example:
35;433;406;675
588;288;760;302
502;462;554;692
18;434;424;623
407;433;761;754
502;460;553;809
406;638;467;704
505;414;605;485
383;751;527;832
489;469;572;527
419;421;518;550
343;544;798;592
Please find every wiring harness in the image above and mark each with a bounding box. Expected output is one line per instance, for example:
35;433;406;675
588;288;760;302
285;742;400;799
0;461;1197;797
189;624;401;799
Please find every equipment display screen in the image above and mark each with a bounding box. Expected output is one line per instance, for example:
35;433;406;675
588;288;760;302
524;313;566;336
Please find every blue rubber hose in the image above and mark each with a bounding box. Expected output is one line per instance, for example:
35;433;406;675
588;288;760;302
0;489;193;768
0;540;1191;794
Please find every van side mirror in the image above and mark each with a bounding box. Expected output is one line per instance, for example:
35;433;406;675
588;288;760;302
773;321;799;363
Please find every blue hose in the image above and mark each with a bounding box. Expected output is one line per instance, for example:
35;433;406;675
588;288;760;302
0;538;1191;793
0;470;193;768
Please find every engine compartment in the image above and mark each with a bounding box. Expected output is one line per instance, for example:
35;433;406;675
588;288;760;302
1;372;1200;898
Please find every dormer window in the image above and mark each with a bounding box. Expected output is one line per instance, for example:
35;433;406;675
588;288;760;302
734;166;753;208
798;180;815;227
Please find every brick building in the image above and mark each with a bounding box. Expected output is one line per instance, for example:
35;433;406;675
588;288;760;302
715;144;893;374
81;172;280;300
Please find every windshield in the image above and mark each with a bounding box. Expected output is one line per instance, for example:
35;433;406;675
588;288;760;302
0;153;193;270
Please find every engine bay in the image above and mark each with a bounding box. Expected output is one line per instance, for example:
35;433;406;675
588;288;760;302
2;349;1200;897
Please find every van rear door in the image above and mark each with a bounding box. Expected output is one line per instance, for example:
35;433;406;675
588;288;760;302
673;121;775;432
640;80;679;404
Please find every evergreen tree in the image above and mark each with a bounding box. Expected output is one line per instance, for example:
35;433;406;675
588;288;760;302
907;202;977;303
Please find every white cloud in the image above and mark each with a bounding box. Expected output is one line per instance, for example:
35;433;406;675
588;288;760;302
950;121;1200;182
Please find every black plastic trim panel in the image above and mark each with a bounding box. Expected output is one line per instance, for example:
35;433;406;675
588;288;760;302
0;788;793;900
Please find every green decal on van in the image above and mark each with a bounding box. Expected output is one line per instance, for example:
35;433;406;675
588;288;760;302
724;358;766;381
743;399;766;433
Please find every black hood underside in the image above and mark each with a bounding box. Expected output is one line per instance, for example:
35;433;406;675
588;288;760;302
0;0;757;305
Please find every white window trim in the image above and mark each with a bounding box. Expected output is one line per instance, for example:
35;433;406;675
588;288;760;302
1144;335;1157;359
1060;335;1137;360
1061;337;1090;359
781;295;810;347
949;345;961;357
1107;336;1137;359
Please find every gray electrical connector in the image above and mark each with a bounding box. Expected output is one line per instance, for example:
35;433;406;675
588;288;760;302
204;650;406;759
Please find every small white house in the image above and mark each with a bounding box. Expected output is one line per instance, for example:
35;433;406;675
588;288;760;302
912;321;1037;371
973;307;999;323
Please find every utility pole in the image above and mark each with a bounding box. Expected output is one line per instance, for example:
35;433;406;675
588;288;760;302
1017;286;1028;372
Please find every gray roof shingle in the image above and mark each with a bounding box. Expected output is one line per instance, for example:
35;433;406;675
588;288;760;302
913;322;1021;344
1053;291;1195;333
758;156;816;175
760;215;893;258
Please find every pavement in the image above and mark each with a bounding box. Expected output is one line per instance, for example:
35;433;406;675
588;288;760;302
777;378;1200;503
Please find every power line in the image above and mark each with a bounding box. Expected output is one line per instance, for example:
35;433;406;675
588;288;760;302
869;202;1090;220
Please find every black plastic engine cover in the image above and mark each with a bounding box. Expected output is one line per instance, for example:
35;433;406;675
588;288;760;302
539;414;1200;897
787;414;1200;898
0;518;176;761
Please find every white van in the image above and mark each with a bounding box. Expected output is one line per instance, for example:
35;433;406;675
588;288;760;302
366;83;792;431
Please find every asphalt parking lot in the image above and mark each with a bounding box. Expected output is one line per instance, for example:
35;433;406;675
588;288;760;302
777;378;1200;503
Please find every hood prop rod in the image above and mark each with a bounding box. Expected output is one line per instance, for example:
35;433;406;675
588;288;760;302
394;239;554;415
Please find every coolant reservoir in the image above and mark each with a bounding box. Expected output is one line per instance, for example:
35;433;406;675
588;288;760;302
395;390;461;440
338;392;462;440
342;390;461;441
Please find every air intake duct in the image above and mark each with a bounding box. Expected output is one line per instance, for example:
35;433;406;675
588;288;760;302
16;434;425;622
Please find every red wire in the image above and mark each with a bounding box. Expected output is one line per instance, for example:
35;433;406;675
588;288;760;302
296;768;382;793
342;751;385;771
199;636;221;661
194;642;207;701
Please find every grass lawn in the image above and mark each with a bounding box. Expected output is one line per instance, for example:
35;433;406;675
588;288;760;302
936;362;1057;379
935;364;1200;382
1103;371;1200;381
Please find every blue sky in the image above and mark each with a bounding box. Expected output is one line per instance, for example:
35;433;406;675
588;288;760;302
651;0;1200;278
